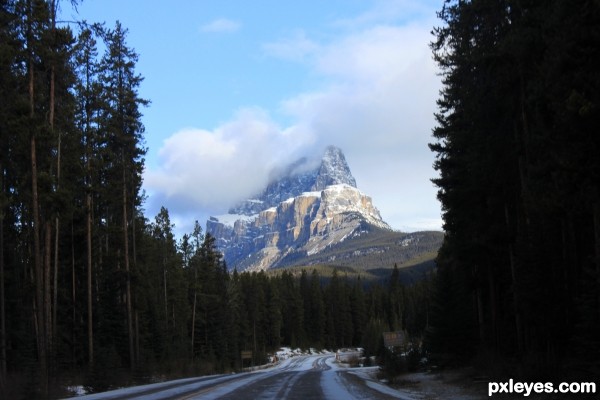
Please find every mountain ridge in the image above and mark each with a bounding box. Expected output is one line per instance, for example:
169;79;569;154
207;145;439;272
228;145;357;216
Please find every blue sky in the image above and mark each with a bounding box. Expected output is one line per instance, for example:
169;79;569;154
65;0;444;236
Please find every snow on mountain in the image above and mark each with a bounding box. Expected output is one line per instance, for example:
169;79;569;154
312;145;357;190
207;145;392;271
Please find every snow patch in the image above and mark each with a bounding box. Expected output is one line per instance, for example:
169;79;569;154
299;190;321;197
212;213;257;227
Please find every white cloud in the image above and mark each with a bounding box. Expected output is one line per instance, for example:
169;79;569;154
147;6;442;234
144;108;313;222
276;22;441;231
332;0;437;29
262;30;320;62
315;24;433;84
200;18;241;33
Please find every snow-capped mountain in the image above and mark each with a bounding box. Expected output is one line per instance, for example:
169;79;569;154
206;145;392;271
227;145;357;216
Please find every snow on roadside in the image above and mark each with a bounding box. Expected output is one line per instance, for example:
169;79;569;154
64;376;222;400
274;346;332;361
321;355;416;399
65;348;480;400
346;368;422;400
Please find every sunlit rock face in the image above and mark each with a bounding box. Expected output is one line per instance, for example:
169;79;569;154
206;146;391;271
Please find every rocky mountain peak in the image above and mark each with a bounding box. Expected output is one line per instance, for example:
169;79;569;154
312;145;357;191
208;145;391;271
229;145;356;216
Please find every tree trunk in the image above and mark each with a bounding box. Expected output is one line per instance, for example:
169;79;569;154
487;265;498;351
594;203;600;323
86;189;93;366
191;290;197;358
135;309;139;364
83;55;94;367
122;165;134;369
48;0;58;369
71;222;76;366
0;163;6;381
52;218;58;353
164;268;168;325
505;203;524;354
30;32;47;394
132;199;139;364
476;285;485;346
44;221;52;372
32;135;47;393
132;198;137;267
52;133;61;352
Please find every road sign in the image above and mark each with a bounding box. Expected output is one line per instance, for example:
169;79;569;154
383;331;406;347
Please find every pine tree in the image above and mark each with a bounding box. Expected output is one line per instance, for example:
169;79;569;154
429;0;600;376
187;222;203;359
350;278;367;347
306;269;325;347
387;264;403;331
280;271;305;348
238;272;267;364
324;270;353;348
97;21;147;369
266;277;282;350
73;24;102;367
224;268;243;369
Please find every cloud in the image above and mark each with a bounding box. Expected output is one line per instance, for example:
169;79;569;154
200;18;241;33
279;24;440;162
301;24;441;230
144;108;314;221
262;30;320;62
332;0;438;29
147;8;442;234
316;24;433;84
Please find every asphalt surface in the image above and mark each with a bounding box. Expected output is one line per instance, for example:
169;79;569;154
68;355;410;400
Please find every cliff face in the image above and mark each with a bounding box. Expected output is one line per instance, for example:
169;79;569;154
206;146;391;271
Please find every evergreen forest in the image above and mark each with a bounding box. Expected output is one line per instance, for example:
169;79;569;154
427;0;600;381
0;1;434;398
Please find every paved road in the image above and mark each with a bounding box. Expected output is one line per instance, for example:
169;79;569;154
69;355;413;400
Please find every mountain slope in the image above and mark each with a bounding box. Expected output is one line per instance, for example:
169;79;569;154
206;145;439;272
275;227;443;271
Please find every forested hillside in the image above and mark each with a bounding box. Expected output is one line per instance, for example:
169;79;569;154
276;227;442;271
427;0;599;379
